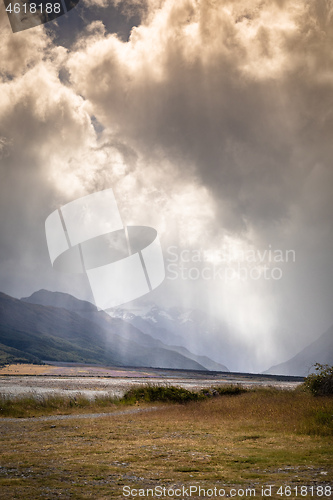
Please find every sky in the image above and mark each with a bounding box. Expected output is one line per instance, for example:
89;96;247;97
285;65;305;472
0;0;333;372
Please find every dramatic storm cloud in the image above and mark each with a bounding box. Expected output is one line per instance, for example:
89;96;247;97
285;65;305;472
1;0;332;371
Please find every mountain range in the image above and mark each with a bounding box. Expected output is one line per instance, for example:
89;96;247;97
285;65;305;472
0;290;229;371
264;325;333;377
110;303;239;368
0;289;331;375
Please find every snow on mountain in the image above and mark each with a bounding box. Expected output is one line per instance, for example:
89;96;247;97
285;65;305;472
22;290;229;371
108;303;232;371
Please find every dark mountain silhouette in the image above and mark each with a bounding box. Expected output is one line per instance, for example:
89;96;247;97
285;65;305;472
22;290;97;313
22;290;229;371
0;292;208;370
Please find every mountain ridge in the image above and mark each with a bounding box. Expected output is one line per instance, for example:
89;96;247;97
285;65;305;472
22;290;229;372
0;292;208;370
264;325;333;376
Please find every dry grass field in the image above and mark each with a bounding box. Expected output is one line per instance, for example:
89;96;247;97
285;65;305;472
0;387;332;499
0;364;55;375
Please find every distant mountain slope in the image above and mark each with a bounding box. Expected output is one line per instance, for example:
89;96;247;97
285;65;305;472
264;326;333;376
0;341;41;366
111;305;232;371
0;292;207;370
23;290;229;371
22;289;96;313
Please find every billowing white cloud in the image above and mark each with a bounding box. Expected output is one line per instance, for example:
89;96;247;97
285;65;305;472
66;0;333;230
1;0;332;371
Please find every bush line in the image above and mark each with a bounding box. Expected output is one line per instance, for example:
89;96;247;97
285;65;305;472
0;384;247;417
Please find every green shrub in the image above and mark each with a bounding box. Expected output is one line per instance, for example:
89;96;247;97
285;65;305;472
303;364;333;396
122;384;205;404
122;384;247;404
0;384;252;417
213;385;248;396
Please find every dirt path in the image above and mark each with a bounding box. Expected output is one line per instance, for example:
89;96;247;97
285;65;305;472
0;405;165;424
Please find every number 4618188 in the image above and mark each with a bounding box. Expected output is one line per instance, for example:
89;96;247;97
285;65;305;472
6;3;61;14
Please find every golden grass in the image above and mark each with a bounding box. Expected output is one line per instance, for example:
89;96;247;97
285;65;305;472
0;389;332;499
0;363;54;375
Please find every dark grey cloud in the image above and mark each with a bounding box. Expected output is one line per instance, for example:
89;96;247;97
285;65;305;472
67;0;333;230
1;0;332;371
65;0;333;364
